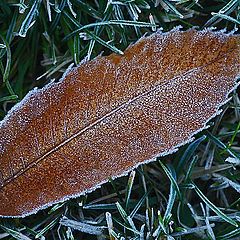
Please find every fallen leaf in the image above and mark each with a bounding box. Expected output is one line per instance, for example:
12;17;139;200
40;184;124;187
0;28;239;217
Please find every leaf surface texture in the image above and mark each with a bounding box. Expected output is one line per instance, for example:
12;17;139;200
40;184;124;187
0;29;239;217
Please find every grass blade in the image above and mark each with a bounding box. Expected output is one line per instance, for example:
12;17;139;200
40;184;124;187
125;171;136;211
206;131;240;160
64;20;157;40
176;135;206;173
159;160;181;198
60;217;105;236
0;225;31;240
163;167;177;222
192;182;238;227
18;0;42;37
211;13;240;25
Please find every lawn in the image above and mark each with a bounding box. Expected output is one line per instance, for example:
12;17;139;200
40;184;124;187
0;0;239;239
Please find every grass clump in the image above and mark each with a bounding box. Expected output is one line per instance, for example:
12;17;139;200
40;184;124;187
0;0;240;239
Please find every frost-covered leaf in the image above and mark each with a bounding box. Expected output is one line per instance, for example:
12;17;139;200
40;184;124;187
0;28;239;217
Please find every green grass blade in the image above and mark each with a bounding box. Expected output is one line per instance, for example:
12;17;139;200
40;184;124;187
18;0;42;37
130;188;152;218
217;227;240;240
125;171;136;211
0;225;31;240
204;0;239;26
60;217;105;236
206;131;240;160
192;182;238;227
177;135;206;173
163;165;178;223
0;35;16;96
35;217;60;238
116;202;128;223
184;155;198;182
63;11;123;55
211;13;240;25
159;160;181;198
106;212;115;240
84;203;117;210
64;20;157;40
0;95;18;102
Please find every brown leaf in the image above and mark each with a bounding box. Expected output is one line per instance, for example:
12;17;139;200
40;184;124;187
0;28;239;217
